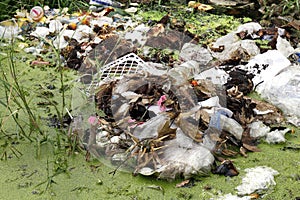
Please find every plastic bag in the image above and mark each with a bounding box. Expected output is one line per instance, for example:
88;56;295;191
259;66;300;126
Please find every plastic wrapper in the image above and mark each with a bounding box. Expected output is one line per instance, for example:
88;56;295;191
180;42;213;65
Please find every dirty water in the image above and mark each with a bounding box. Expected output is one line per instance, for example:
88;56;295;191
0;132;299;199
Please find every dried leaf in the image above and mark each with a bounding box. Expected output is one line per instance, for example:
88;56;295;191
177;114;203;142
249;193;260;199
221;149;238;156
158;119;176;138
239;146;248;157
243;143;261;152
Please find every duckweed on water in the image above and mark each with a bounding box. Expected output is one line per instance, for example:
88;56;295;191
0;132;300;199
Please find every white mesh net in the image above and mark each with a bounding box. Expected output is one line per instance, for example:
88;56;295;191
98;53;149;80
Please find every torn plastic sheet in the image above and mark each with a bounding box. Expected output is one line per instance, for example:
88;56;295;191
194;67;229;85
138;128;215;180
179;42;213;65
210;34;260;63
124;24;150;46
30;27;50;38
276;36;294;57
242;50;291;93
235;22;262;38
236;166;279;196
53;25;95;49
249;121;270;138
258;65;300;126
265;128;290;144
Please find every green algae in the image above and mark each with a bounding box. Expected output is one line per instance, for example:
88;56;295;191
0;131;299;199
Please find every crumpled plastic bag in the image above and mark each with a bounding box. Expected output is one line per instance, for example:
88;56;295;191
249;121;290;143
210;24;261;63
138;128;215;180
259;65;300;126
243;50;291;91
180;42;213;65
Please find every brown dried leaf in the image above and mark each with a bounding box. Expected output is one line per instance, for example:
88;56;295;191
221;149;238;156
158;120;176;138
176;114;203;143
243;143;261;152
240;146;248;157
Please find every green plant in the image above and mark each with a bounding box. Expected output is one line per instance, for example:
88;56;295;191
0;44;43;140
282;0;300;16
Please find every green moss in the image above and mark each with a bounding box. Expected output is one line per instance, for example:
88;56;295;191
137;8;245;45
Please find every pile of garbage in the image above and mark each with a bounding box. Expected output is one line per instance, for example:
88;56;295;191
61;2;300;185
74;19;299;184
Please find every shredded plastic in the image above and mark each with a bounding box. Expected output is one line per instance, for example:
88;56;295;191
236;166;279;195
